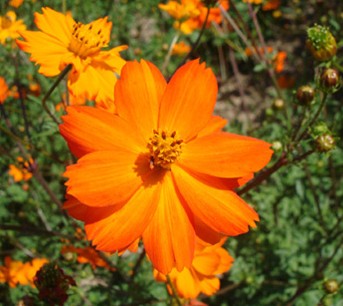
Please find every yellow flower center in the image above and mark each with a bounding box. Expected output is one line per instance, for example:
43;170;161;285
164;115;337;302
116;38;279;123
68;22;108;58
147;130;183;170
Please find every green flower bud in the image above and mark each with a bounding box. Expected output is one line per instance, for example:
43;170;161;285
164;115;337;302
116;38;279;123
306;24;337;61
273;98;284;110
315;134;335;152
323;279;339;294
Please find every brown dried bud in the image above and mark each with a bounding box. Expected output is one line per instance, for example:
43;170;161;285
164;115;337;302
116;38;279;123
296;85;315;105
320;68;340;89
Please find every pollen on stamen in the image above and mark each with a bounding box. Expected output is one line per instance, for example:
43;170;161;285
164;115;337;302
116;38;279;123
147;130;183;170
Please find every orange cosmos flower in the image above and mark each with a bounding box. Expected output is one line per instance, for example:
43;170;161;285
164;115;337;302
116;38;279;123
9;0;24;8
172;41;191;56
60;59;273;274
262;0;281;11
160;0;229;35
0;77;9;104
274;51;287;73
0;11;26;45
0;257;48;288
16;7;127;107
8;157;33;182
154;239;233;299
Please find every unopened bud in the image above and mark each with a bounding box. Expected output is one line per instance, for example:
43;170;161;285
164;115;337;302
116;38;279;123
323;279;339;294
273;98;284;109
320;68;340;90
315;134;335;152
306;24;337;61
296;85;315;105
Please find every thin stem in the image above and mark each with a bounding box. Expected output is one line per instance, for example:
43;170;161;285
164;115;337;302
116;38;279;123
238;149;315;195
166;275;182;306
247;3;282;99
295;93;328;142
129;249;146;282
179;6;211;66
161;33;180;74
42;64;72;125
219;5;259;61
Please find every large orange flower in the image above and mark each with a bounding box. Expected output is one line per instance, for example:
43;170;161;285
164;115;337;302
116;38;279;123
16;7;127;107
154;239;233;299
60;59;273;274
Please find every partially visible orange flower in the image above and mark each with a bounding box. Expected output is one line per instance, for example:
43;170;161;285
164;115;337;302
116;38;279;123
172;41;191;56
154;239;233;298
160;0;229;35
243;0;262;4
60;59;273;274
277;75;295;89
8;156;33;182
0;77;9;104
0;257;48;288
9;0;24;8
61;245;114;270
274;51;287;73
16;7;127;106
159;1;200;20
262;0;281;11
0;11;26;45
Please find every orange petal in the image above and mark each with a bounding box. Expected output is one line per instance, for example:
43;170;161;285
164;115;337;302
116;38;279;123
172;165;259;236
197;115;227;137
143;172;195;274
180;132;273;178
34;7;74;47
60;106;145;158
192;251;221;276
17;30;69;76
114;60;167;141
85;182;161;252
158;59;217;142
64;150;146;207
198;276;220;296
175;268;201;298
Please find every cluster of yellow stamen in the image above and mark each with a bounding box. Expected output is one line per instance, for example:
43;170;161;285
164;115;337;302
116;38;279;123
68;21;108;58
147;130;183;170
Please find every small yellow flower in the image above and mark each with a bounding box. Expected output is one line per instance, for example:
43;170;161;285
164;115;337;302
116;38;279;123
0;11;26;45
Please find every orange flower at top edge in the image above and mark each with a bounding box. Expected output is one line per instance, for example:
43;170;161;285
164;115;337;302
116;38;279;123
0;77;9;104
16;7;127;109
160;0;229;35
60;59;273;274
154;238;233;299
9;0;24;8
0;11;26;45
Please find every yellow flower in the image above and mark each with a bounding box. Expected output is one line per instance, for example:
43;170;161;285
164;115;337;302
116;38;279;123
16;7;127;108
0;11;26;45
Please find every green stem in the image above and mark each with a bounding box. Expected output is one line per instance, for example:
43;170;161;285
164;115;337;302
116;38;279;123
179;5;211;67
166;275;182;306
295;92;328;142
42;64;72;125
